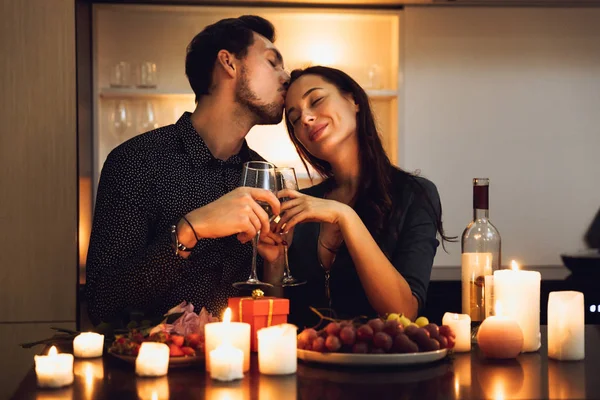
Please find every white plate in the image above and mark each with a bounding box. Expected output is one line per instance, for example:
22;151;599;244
108;349;204;368
297;348;448;366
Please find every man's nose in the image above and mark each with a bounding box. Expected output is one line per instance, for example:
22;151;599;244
281;70;290;87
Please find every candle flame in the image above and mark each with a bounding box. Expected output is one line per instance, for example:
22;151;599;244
510;260;520;271
48;346;58;356
223;307;232;323
495;301;503;316
151;390;158;400
453;314;459;320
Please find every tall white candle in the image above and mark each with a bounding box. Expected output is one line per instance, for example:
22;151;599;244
205;308;251;372
34;346;74;388
547;291;585;360
209;344;244;382
257;324;297;375
442;313;471;352
493;261;541;352
136;342;169;377
73;332;104;358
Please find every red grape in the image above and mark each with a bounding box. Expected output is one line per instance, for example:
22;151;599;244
383;320;400;337
356;324;374;342
371;348;385;354
339;326;357;346
352;342;369;354
368;318;385;333
446;335;456;349
439;325;456;339
420;338;441;352
325;335;342;352
311;336;326;352
392;333;419;353
404;324;419;337
373;332;393;352
437;335;448;349
423;323;440;340
325;322;341;336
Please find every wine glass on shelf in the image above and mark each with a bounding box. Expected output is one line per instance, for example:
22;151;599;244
233;161;278;290
110;100;132;139
276;167;307;287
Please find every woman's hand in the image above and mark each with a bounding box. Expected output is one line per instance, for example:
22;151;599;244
256;231;283;264
276;189;352;233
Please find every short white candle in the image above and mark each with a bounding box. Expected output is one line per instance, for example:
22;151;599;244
205;308;251;372
257;324;297;375
209;343;244;382
493;260;541;352
442;313;471;352
548;291;585;361
34;346;74;388
135;342;169;377
73;332;104;358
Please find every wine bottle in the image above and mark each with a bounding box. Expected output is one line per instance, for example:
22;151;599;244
461;178;501;331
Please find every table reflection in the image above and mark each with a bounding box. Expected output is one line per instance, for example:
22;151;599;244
476;359;525;399
259;375;297;400
35;386;73;400
74;358;104;400
452;353;472;399
548;360;586;399
136;376;170;400
204;374;251;400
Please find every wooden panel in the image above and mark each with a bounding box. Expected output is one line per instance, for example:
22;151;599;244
0;0;77;321
0;322;76;399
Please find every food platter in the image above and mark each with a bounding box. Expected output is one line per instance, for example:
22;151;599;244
108;349;204;369
297;348;448;367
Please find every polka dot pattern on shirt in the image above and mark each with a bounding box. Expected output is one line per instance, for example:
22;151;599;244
85;112;264;323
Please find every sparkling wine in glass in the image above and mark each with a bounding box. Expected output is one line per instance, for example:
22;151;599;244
233;161;277;290
276;167;306;287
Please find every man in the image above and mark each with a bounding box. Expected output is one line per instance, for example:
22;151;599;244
85;15;289;324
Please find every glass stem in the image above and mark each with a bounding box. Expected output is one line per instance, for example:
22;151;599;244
249;232;260;281
283;244;291;278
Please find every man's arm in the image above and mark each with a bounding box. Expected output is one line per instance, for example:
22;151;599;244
84;153;188;324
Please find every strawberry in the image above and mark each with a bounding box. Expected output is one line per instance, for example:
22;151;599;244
181;346;196;357
171;335;184;347
169;343;185;357
186;333;202;348
131;333;145;344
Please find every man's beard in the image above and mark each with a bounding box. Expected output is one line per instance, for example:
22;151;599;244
235;67;283;125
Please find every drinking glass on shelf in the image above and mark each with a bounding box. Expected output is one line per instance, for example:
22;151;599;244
137;61;158;89
110;100;132;138
138;101;159;133
109;61;131;88
233;161;278;290
276;167;306;287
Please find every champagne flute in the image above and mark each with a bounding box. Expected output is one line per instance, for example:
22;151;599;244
233;161;277;290
276;167;307;287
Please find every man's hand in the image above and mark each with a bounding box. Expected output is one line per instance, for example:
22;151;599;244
180;187;281;245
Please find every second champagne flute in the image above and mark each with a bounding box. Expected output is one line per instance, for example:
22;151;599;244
233;161;277;290
276;167;306;287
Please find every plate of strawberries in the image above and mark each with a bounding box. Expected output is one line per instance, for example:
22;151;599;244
108;301;217;368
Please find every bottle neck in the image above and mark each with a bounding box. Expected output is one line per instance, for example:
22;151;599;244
473;184;489;220
474;208;489;220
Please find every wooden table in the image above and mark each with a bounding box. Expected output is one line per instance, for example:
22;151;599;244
12;326;600;399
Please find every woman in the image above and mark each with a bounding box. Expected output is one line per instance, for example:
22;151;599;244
261;66;454;329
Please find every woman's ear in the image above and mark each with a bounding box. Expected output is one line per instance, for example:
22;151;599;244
216;50;236;78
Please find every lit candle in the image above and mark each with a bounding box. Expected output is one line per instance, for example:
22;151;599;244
73;332;104;358
493;260;541;352
34;346;74;388
547;291;585;360
205;308;251;372
135;342;169;377
209;344;244;382
257;324;298;375
442;313;471;352
477;302;524;359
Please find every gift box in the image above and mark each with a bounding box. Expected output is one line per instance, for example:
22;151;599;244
228;290;290;352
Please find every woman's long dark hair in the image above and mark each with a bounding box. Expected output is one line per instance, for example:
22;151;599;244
284;66;455;248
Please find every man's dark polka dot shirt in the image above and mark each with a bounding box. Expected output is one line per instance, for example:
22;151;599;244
85;112;263;324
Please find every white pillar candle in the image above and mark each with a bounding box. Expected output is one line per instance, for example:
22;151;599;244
257;324;297;375
73;332;104;358
493;261;541;352
209;344;244;382
34;346;74;388
136;342;169;377
442;313;471;352
205;308;251;372
547;291;585;361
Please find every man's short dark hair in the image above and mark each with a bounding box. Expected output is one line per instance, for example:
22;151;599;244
185;15;275;102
